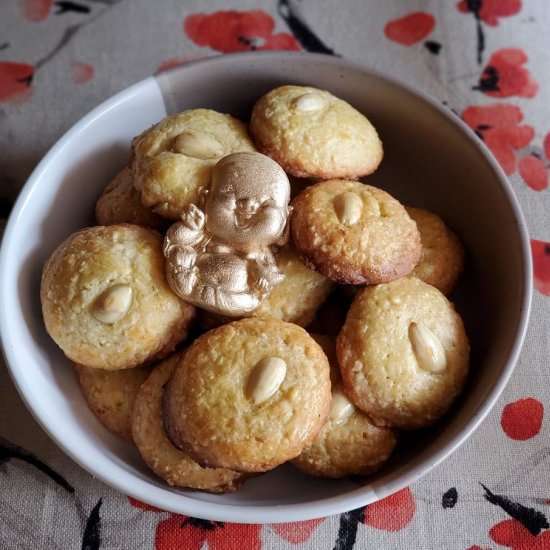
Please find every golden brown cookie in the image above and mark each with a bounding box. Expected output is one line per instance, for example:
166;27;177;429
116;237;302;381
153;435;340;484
196;243;333;329
165;318;331;472
292;386;397;478
41;224;195;370
337;277;469;429
95;167;167;230
254;243;334;325
406;207;465;295
293;337;397;478
75;363;151;440
132;353;244;492
250;85;383;178
291;180;421;284
132;109;256;219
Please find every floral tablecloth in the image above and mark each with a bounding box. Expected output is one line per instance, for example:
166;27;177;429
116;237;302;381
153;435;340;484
2;1;550;548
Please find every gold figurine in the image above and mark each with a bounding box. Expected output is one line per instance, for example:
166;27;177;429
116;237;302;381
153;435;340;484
163;152;291;316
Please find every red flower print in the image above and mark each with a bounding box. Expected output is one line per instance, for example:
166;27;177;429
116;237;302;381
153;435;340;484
462;104;534;175
0;61;34;104
155;514;262;550
271;518;325;543
489;518;550;549
18;0;53;21
531;240;550;296
384;12;436;45
519;156;548;191
363;488;416;532
544;133;550;161
477;49;538;98
457;0;522;26
501;398;544;440
184;10;300;53
72;62;94;84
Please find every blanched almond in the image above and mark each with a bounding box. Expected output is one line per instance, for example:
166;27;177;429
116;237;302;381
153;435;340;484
334;191;363;226
91;284;133;324
409;322;447;373
173;132;224;159
246;357;287;404
293;93;326;112
329;389;355;425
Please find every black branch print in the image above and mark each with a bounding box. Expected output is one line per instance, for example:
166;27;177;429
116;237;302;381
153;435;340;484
473;65;500;92
481;483;550;536
0;440;75;493
54;1;91;15
181;517;224;531
466;0;486;64
278;0;337;55
82;498;102;550
34;0;124;70
333;507;364;550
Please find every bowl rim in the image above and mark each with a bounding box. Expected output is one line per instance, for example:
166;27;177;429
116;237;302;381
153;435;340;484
0;51;533;523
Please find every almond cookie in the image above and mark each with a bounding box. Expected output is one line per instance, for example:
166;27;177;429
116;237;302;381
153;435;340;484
337;277;469;429
406;207;465;295
250;85;383;178
132;353;244;492
41;224;195;370
293;336;397;478
293;386;397;478
95;167;167;230
132;109;256;219
75;363;151;440
165;318;331;472
291;180;421;284
254;243;334;325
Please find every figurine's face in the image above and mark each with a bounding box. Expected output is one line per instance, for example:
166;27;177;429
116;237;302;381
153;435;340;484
205;153;290;248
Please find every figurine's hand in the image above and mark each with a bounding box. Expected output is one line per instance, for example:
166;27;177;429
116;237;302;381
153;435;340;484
253;258;284;293
181;203;205;232
245;202;287;243
256;276;270;293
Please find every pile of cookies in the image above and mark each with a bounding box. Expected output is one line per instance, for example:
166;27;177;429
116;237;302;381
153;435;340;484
40;85;469;493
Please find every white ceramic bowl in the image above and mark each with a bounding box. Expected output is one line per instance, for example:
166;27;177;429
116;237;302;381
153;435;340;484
0;52;532;523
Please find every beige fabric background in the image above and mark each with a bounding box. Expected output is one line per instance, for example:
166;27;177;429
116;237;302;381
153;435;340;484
1;1;549;548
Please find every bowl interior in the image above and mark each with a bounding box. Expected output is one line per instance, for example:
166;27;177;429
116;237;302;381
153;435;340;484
0;52;530;522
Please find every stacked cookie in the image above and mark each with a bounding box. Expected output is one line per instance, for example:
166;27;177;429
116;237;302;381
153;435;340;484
40;85;468;492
